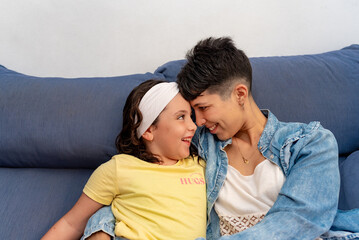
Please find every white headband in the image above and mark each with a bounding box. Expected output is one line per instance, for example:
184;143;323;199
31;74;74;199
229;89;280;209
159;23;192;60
137;82;179;138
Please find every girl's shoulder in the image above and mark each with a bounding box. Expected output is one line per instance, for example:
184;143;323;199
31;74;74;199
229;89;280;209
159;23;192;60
110;154;146;165
181;155;206;168
109;154;206;168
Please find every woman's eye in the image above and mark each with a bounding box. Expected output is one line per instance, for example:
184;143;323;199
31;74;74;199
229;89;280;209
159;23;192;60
178;115;185;120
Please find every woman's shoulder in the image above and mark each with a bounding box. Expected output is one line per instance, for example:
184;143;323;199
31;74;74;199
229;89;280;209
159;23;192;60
269;120;337;163
275;120;332;144
264;110;330;145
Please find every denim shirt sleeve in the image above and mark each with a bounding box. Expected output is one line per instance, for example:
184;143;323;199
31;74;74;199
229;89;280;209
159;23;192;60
219;125;340;240
193;126;206;159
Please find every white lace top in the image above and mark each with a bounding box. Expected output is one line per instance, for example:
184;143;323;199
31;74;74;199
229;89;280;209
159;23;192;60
214;159;286;235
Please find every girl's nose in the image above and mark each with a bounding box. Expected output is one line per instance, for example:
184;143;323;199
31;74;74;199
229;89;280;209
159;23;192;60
188;118;197;131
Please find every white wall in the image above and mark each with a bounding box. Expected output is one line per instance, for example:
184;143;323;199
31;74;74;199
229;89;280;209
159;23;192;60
0;0;358;78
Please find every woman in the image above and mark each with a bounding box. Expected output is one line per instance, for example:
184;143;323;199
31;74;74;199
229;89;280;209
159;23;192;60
81;37;359;240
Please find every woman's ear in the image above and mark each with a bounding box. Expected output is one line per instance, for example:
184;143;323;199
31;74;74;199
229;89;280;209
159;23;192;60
233;83;248;105
141;126;154;141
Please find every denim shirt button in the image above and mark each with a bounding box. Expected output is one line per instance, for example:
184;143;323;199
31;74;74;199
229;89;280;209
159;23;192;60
270;154;274;159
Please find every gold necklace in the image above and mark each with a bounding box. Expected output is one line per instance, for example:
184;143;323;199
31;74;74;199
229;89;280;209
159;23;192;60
241;153;250;164
233;138;251;164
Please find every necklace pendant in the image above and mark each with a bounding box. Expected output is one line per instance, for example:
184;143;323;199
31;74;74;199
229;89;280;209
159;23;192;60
243;157;249;164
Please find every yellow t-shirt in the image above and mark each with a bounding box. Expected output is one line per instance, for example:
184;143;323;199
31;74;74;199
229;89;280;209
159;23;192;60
83;154;206;240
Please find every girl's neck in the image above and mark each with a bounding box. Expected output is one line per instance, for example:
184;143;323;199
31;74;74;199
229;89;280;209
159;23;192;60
158;158;179;166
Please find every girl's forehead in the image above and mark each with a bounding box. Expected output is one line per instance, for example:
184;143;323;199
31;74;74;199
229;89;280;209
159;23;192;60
161;94;191;114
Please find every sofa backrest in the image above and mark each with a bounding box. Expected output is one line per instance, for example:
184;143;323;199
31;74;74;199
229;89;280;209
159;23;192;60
0;67;164;168
1;45;358;169
155;45;359;157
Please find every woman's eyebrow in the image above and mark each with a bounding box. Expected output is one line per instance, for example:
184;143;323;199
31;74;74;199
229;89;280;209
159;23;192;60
192;103;204;108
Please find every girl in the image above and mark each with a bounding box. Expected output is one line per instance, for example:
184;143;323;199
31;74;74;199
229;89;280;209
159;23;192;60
42;80;206;240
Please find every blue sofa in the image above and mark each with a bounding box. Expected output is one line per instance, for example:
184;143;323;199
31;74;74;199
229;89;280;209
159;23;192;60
1;45;358;239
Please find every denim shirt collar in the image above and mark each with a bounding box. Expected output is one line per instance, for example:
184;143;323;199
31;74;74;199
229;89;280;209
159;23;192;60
258;110;278;149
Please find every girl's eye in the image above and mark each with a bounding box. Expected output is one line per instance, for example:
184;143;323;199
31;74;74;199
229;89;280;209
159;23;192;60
177;115;185;120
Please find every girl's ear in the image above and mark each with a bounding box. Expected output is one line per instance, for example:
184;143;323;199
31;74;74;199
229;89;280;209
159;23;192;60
141;126;154;141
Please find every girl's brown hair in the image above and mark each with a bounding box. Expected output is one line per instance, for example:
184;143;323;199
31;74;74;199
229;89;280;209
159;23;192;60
115;79;165;163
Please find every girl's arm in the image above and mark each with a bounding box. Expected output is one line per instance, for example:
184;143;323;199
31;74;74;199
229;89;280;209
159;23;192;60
42;193;104;240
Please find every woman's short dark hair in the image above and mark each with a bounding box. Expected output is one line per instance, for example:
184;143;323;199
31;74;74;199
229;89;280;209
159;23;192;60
177;37;252;101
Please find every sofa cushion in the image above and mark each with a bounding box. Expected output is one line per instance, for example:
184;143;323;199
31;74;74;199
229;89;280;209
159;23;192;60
155;45;359;156
0;168;92;239
0;66;164;168
339;151;359;210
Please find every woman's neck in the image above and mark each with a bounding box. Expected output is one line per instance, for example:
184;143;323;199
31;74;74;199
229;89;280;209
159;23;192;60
235;96;267;147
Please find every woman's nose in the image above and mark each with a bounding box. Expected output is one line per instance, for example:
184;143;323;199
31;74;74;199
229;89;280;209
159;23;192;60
195;112;206;127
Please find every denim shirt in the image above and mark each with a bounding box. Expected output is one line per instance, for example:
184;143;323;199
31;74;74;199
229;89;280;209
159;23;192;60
193;110;359;240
